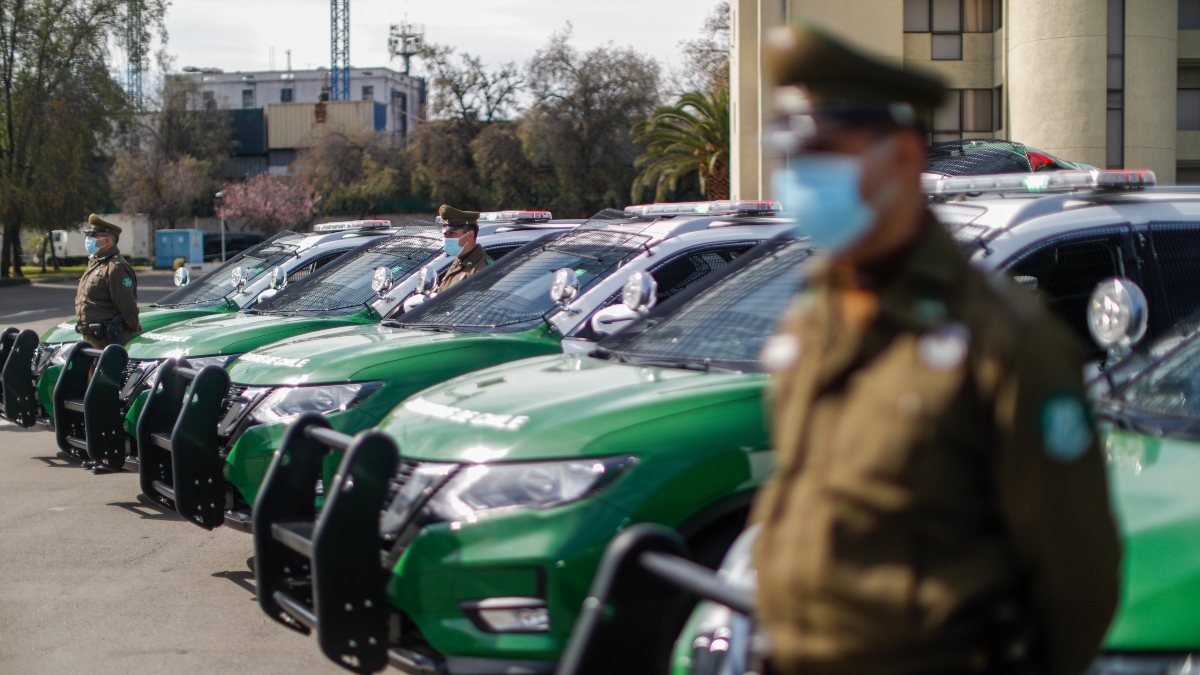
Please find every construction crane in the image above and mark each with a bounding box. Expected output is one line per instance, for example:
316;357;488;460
388;20;424;76
125;0;144;108
330;0;350;101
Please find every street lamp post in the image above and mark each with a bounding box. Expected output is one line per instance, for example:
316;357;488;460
215;191;227;262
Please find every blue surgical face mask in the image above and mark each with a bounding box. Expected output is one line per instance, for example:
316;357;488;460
772;140;897;257
85;236;101;256
444;236;463;257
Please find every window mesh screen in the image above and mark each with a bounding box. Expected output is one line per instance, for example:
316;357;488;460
397;210;654;334
1006;232;1123;345
651;244;756;303
1148;222;1200;327
152;232;305;307
257;227;441;315
930;203;989;245
599;239;813;372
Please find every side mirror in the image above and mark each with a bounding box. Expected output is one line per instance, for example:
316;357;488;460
1088;277;1148;354
269;266;287;291
173;267;190;288
590;304;639;338
371;266;395;297
416;265;439;295
622;272;658;314
550;267;580;308
231;266;251;291
256;288;279;304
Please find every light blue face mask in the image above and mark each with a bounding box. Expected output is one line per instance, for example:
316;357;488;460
85;236;101;256
443;236;463;257
772;142;895;257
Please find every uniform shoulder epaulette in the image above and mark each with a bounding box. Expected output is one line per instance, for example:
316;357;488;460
982;270;1045;325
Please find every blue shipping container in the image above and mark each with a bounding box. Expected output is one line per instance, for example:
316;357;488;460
156;229;204;268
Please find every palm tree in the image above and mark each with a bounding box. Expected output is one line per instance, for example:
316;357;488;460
631;88;729;203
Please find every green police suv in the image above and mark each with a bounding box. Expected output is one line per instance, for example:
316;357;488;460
251;233;812;674
0;227;368;433
71;215;572;474
144;203;788;536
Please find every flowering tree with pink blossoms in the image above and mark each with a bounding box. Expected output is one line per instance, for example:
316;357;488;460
216;175;314;234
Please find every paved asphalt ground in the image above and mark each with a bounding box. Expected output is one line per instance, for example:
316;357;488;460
0;273;344;674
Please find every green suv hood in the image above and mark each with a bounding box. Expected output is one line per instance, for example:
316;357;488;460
1104;429;1200;649
224;323;533;386
377;354;768;463
39;305;232;344
123;309;371;361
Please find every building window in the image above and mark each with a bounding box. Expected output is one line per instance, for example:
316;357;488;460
392;89;408;136
242;88;254;109
1180;90;1200;130
1107;0;1125;168
1183;0;1200;29
904;0;993;60
280;88;293;103
362;85;374;100
932;89;994;143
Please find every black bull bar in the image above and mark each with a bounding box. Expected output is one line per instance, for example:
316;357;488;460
51;342;131;465
137;358;231;529
0;327;38;428
254;413;398;673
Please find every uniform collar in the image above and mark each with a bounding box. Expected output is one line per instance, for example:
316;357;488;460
872;215;967;333
92;246;121;263
458;243;487;267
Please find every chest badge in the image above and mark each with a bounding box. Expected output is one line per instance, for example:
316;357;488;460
760;333;801;372
1041;393;1093;463
916;322;970;371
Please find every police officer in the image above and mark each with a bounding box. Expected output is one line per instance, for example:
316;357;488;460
75;214;141;347
750;23;1120;675
436;205;492;293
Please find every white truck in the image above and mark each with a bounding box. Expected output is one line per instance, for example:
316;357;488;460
51;214;152;264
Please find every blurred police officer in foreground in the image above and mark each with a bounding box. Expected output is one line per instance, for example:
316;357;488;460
750;23;1119;675
436;205;492;293
75;214;141;348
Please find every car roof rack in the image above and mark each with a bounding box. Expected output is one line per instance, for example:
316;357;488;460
623;200;782;218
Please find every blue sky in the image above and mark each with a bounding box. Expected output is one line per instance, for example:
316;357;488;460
155;0;717;76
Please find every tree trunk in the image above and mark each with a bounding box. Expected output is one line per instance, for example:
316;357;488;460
705;163;730;201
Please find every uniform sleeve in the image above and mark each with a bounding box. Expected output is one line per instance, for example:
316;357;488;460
994;322;1121;675
108;264;141;332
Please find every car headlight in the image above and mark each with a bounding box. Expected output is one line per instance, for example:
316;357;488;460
422;456;635;523
34;343;68;375
184;354;241;370
121;359;163;400
48;344;69;366
250;381;382;425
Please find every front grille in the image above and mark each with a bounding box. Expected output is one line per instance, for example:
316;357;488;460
219;384;249;420
385;459;421;504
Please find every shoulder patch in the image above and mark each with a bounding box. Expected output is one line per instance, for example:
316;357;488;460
1041;392;1093;463
917;321;970;371
122;276;132;288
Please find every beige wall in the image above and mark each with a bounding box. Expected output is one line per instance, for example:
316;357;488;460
786;0;903;61
730;0;761;200
1006;0;1107;168
903;33;994;89
1125;0;1176;183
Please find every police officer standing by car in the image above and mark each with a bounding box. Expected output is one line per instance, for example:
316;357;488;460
751;23;1120;675
436;204;492;293
75;214;141;348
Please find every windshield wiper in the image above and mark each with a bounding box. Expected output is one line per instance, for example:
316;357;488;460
608;353;738;373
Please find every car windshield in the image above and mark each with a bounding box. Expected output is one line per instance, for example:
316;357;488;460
395;210;653;334
254;226;442;316
597;237;813;373
151;232;307;308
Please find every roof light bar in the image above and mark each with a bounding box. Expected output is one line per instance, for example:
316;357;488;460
624;200;783;218
922;169;1156;197
478;210;554;223
313;220;392;232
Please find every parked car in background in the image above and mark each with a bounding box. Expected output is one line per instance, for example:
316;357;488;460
204;231;266;262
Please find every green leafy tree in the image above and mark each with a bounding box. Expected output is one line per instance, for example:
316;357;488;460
0;0;166;278
294;128;410;218
631;88;730;202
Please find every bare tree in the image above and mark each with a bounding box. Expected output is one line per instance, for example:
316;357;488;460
669;2;730;96
524;25;661;216
418;44;523;124
294;129;409;218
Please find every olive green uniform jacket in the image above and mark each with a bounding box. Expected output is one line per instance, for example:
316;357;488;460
74;247;140;346
752;220;1120;675
436;244;492;293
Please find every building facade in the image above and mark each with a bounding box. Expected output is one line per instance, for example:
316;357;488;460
180;67;426;178
731;0;1181;198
